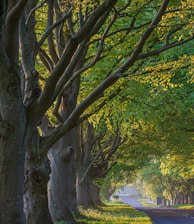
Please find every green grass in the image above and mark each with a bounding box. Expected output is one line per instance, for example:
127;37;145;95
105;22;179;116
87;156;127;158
136;197;158;208
74;204;153;223
55;204;153;223
172;204;194;209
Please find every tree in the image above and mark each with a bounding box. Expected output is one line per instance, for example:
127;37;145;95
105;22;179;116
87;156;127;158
0;0;193;223
76;120;123;207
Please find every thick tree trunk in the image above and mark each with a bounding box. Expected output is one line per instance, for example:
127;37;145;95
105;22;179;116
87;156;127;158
46;88;79;222
24;130;52;224
48;145;76;223
191;192;194;204
77;176;89;208
102;186;113;202
76;122;94;208
0;64;26;223
88;179;103;206
77;174;103;208
70;156;78;213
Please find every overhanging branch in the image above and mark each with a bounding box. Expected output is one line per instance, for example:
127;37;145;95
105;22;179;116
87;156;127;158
116;0;170;73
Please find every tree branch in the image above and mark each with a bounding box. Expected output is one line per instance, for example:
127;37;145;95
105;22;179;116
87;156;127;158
78;87;122;124
116;0;170;73
38;48;54;72
138;35;194;59
5;0;28;63
79;132;117;184
26;0;47;27
32;0;117;124
57;9;117;96
37;7;73;51
41;71;125;151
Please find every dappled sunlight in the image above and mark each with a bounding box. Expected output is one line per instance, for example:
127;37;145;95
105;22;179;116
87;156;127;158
76;204;152;223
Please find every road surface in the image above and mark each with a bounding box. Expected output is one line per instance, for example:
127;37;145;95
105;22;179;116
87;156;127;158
120;196;194;224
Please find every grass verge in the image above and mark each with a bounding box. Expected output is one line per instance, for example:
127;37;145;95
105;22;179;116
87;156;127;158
172;204;194;209
136;197;158;208
74;203;153;223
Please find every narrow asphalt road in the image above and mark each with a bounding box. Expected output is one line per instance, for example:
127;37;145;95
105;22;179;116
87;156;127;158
120;196;194;224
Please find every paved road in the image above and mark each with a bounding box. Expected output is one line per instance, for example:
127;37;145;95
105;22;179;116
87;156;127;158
121;196;143;208
120;196;194;224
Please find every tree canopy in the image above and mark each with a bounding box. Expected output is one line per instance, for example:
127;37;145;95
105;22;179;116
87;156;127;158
0;0;194;223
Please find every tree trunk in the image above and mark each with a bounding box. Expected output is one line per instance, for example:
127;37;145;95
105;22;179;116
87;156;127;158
77;176;89;208
191;192;194;204
88;179;103;207
70;156;78;213
101;186;113;202
76;122;94;208
24;130;52;224
77;174;103;208
46;87;79;222
48;145;76;223
0;64;26;223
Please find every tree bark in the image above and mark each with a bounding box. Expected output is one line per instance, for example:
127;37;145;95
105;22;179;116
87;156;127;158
88;178;103;207
101;185;114;202
77;173;103;208
24;130;52;224
77;175;89;208
69;153;78;213
76;122;93;208
46;84;79;222
0;63;26;224
48;145;76;223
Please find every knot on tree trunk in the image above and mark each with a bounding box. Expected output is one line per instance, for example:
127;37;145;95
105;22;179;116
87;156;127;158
63;146;74;161
25;169;49;187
